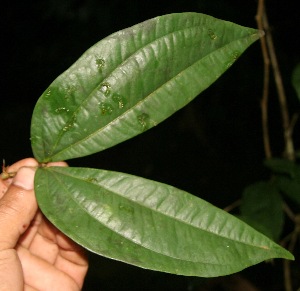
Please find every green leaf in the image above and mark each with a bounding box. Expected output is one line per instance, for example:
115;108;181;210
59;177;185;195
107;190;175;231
264;158;300;207
31;12;262;162
35;167;293;277
264;158;300;179
240;181;284;241
292;63;300;99
275;176;300;207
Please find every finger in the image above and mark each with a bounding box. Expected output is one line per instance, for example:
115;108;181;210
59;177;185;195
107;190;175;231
55;232;89;288
22;215;88;287
0;167;38;250
0;158;38;198
47;161;68;167
0;176;8;199
3;158;66;181
5;158;38;174
0;158;66;200
22;217;60;265
24;216;88;268
17;212;43;249
17;247;81;291
0;249;24;291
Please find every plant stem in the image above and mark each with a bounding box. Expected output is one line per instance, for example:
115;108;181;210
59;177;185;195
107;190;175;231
262;9;295;160
256;0;272;159
283;221;299;291
223;199;241;212
256;2;296;290
0;159;17;180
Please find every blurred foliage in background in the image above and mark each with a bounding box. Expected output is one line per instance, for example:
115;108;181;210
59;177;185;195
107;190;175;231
1;0;300;290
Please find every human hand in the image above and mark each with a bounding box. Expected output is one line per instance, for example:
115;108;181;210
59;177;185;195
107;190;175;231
0;158;88;291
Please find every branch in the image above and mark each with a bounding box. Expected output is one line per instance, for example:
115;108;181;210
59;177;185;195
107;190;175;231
256;0;272;159
262;9;295;160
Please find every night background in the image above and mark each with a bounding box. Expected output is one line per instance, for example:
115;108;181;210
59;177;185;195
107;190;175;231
1;0;300;290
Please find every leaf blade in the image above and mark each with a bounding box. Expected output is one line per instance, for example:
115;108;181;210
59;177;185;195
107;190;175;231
31;13;262;162
35;167;293;277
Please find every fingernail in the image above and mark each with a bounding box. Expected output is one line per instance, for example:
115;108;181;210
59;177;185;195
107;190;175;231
12;167;35;190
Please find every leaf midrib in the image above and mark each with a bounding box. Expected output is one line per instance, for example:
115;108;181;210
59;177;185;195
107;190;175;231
47;20;209;160
47;167;272;256
50;33;256;161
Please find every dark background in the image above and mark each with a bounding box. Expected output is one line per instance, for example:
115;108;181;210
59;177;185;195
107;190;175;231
1;1;300;290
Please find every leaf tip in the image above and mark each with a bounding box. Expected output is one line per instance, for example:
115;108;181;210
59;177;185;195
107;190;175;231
259;242;294;261
273;246;294;261
284;251;295;261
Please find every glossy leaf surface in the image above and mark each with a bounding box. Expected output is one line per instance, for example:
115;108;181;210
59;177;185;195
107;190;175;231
31;13;262;162
35;166;293;277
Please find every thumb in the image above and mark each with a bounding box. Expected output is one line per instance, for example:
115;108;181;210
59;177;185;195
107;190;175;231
0;167;38;250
